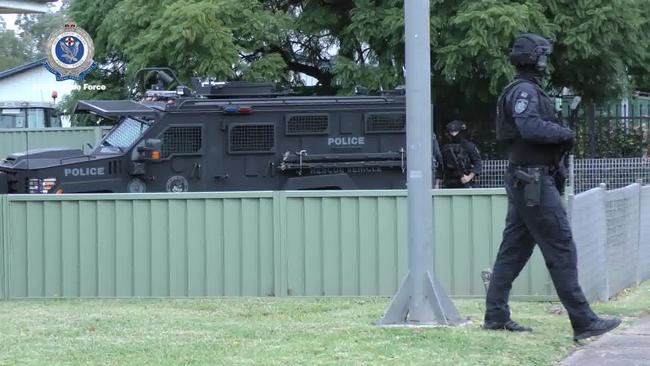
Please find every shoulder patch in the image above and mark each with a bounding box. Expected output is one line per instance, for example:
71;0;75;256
514;99;529;114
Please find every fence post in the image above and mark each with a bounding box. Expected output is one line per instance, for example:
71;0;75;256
588;104;597;158
599;183;610;298
0;195;6;300
272;191;288;297
636;179;643;285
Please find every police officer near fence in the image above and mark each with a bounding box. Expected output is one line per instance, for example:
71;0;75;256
437;120;482;188
483;33;621;341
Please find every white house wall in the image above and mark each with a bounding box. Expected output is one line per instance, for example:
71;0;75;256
0;66;77;105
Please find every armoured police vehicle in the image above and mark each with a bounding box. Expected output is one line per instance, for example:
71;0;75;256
0;74;410;194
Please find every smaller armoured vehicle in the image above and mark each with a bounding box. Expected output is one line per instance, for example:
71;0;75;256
0;101;62;129
0;73;410;193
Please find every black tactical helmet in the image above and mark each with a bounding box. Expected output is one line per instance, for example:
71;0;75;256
446;120;467;133
509;33;553;72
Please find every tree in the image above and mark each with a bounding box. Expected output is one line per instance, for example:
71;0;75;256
66;0;650;152
0;19;31;70
0;2;70;71
14;1;68;60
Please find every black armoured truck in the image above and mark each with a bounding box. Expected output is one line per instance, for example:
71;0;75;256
0;72;412;194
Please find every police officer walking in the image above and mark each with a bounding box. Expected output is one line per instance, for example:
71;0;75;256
484;33;621;341
437;120;482;188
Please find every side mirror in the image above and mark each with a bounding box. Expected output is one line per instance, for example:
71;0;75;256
133;138;162;162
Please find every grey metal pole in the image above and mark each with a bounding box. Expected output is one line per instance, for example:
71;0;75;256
404;0;434;322
377;0;463;326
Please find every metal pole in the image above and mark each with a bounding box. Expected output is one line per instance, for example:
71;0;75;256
636;178;643;286
405;0;434;322
377;0;463;326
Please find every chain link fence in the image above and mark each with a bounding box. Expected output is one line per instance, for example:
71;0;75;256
570;183;649;301
473;157;650;194
460;159;649;302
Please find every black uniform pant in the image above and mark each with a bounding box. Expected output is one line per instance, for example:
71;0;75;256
484;168;597;330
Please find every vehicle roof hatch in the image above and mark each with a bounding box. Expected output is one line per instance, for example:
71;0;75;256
73;100;159;118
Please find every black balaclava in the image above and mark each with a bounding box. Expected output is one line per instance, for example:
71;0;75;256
446;120;466;143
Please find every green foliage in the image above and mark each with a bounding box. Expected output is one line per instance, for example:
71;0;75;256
332;57;402;94
436;1;556;100
573;119;647;158
67;0;650;98
547;0;650;102
62;0;650;156
327;1;405;93
0;24;30;70
68;0;123;60
0;2;69;70
59;67;128;126
239;53;287;84
70;0;291;84
15;3;68;60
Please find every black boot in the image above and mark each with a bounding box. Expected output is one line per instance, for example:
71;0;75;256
573;317;621;341
483;320;533;332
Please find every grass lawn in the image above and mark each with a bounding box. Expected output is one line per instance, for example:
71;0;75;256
1;282;649;366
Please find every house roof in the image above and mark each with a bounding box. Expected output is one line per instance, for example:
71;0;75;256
0;58;46;80
0;0;56;14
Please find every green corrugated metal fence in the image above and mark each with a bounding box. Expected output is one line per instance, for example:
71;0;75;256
0;127;109;158
0;190;555;300
0;195;5;300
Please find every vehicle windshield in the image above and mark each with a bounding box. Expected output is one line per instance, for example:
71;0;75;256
97;117;151;153
0;108;26;128
0;108;61;128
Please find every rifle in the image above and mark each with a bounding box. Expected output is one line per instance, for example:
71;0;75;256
447;146;471;188
554;96;581;194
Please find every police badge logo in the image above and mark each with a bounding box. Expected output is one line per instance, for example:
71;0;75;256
166;176;189;192
44;22;97;81
514;99;529;114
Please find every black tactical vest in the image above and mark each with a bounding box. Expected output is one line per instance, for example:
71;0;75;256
441;143;470;177
496;78;563;165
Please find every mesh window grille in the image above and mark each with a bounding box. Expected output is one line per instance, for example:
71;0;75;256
105;118;150;148
286;114;329;134
229;124;275;153
161;126;202;158
365;113;406;133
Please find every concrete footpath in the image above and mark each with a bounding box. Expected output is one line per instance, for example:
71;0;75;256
559;315;650;365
